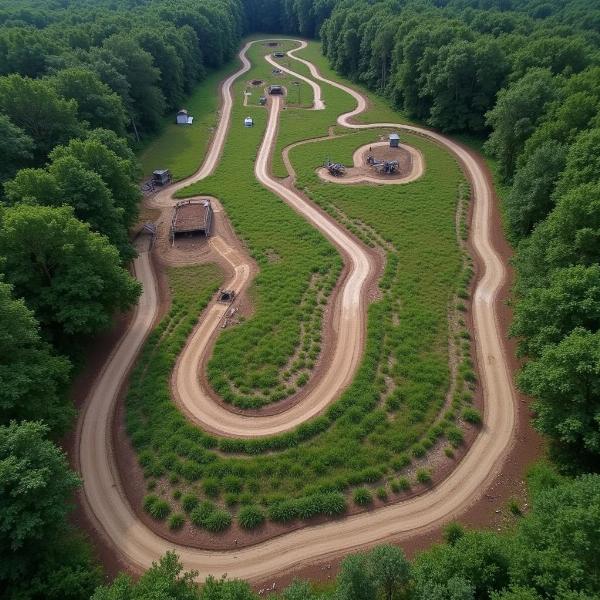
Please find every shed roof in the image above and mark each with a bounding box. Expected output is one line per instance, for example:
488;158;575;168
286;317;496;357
153;169;169;176
389;133;400;139
177;109;189;115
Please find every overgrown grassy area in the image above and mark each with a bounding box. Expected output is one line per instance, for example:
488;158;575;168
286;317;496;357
173;40;342;409
126;39;476;533
139;66;235;182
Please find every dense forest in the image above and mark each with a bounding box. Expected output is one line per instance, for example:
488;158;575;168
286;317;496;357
1;0;599;598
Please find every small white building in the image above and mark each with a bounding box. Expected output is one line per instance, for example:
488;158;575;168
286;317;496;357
176;109;193;125
244;116;253;127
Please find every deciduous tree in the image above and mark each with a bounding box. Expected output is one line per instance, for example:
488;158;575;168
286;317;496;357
0;204;140;344
0;282;72;433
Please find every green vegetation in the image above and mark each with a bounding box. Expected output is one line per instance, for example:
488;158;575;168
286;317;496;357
237;505;266;529
176;41;342;409
95;470;600;599
2;0;600;595
139;65;235;182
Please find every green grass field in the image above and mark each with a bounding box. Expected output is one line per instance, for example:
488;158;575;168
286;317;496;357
125;38;477;532
175;40;341;409
139;66;237;182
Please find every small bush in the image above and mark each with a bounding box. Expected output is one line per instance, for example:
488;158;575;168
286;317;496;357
444;446;455;458
376;487;388;501
447;427;464;447
144;495;171;520
353;488;373;506
225;493;239;507
508;498;522;516
416;469;432;484
444;521;464;545
412;443;426;458
238;505;266;529
190;500;216;527
181;493;199;513
203;509;232;532
202;478;220;498
397;477;411;491
172;490;182;500
168;513;185;530
269;500;299;523
462;407;482;425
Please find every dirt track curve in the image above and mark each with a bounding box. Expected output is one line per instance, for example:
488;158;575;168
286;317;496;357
316;140;424;185
77;39;516;581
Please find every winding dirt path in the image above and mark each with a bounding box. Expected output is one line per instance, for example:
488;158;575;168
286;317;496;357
264;42;325;110
77;39;516;582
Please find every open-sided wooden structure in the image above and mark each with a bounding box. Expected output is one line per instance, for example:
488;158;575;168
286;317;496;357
170;199;212;245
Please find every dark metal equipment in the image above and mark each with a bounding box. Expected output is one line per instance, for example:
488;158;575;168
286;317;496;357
366;155;399;174
324;159;346;176
218;289;235;303
268;84;283;95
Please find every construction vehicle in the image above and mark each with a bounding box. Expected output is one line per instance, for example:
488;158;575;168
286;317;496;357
366;155;399;174
324;159;346;176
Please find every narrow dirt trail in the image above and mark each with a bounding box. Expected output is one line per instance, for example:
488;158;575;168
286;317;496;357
77;39;516;582
264;43;325;110
175;90;372;436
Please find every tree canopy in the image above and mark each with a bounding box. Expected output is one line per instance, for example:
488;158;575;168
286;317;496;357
0;204;140;344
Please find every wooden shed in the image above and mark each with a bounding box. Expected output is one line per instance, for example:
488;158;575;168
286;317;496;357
171;199;212;244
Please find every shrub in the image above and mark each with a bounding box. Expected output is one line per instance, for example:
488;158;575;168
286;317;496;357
181;493;199;513
190;500;216;527
462;407;482;425
225;493;239;506
412;444;426;458
397;477;411;491
144;495;171;520
320;492;347;515
444;446;455;458
416;469;432;484
269;500;299;523
223;476;243;494
376;487;388;500
238;505;265;529
392;454;411;471
443;521;465;545
447;426;464;447
203;509;232;532
353;488;373;506
168;513;185;530
508;498;522;516
202;478;220;498
172;490;182;500
143;494;159;513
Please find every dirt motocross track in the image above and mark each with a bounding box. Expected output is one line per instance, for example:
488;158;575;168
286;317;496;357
77;39;516;581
